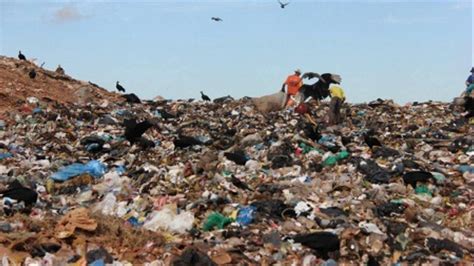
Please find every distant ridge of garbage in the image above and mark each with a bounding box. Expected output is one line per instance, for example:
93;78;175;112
0;55;122;115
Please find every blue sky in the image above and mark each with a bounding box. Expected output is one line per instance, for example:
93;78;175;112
1;0;472;103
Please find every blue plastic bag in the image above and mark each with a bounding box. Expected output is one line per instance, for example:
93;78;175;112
236;206;257;226
51;160;107;181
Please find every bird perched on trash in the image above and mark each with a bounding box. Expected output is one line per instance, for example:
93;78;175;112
18;51;26;60
278;0;290;8
29;69;36;79
211;17;223;22
200;91;211;101
363;130;382;149
224;150;248;165
292;232;340;259
157;109;177;120
402;171;434;188
123;119;154;144
116;81;126;93
56;65;65;75
0;180;38;208
230;175;253;191
173;135;203;149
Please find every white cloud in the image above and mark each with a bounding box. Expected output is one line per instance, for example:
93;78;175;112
52;5;86;23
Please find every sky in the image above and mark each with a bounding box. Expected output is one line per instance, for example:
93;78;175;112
0;0;472;104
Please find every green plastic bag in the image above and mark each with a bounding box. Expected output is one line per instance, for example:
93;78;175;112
323;156;338;166
203;212;233;231
323;150;350;167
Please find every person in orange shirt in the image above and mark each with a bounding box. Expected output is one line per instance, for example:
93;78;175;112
281;69;303;106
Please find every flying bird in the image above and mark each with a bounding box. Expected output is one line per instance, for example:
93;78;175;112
278;0;290;8
116;81;126;93
211;17;223;22
200;91;211;101
28;69;36;79
18;51;26;60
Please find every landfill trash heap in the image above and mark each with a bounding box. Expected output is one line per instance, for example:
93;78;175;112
0;61;473;265
0;55;121;115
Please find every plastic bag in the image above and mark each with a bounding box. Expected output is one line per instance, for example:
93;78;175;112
236;206;257;226
51;160;107;181
143;206;194;234
202;212;232;231
95;193;117;216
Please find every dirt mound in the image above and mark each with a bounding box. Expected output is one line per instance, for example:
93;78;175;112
0;55;122;115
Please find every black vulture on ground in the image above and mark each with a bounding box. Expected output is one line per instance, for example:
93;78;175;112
29;69;36;79
116;81;126;93
18;51;26;60
0;180;38;207
56;65;65;75
157;109;176;120
123;119;154;144
173;135;203;149
224;150;248;165
200;91;211;101
293;232;340;259
403;171;434;188
364;133;382;149
230;175;253;191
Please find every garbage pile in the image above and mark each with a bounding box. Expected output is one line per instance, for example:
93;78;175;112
0;56;120;115
0;94;473;265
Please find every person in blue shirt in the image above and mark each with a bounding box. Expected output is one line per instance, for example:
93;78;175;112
466;67;474;95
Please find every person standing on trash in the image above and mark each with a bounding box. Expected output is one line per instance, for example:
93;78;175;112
465;67;474;95
281;69;303;106
328;81;346;125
